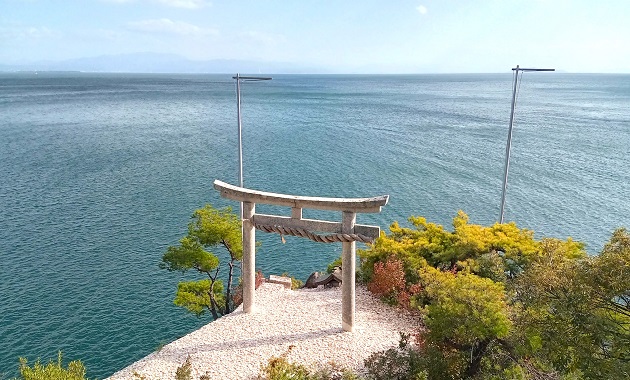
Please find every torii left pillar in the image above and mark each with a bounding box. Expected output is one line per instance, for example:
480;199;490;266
242;201;256;313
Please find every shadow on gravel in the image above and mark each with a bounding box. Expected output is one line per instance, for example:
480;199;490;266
193;327;343;353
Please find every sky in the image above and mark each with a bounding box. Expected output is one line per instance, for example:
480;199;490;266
1;0;629;73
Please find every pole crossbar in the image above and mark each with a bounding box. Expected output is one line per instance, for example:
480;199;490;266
512;68;555;72
232;76;272;81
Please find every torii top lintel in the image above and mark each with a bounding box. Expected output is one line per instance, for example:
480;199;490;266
213;180;389;213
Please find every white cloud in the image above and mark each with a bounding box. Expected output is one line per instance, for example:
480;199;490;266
92;28;127;40
0;25;60;40
27;26;56;38
127;18;218;36
100;0;210;8
239;31;286;46
416;5;428;15
157;0;209;9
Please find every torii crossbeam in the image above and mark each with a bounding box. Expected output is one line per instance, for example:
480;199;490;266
214;180;389;332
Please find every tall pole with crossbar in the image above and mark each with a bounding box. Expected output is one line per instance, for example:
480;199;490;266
233;74;272;189
499;65;554;224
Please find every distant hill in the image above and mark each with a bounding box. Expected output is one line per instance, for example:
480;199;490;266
0;53;328;74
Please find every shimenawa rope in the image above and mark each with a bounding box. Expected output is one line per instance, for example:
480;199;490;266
253;223;374;244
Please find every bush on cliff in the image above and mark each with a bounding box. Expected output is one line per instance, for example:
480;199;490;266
359;212;630;379
258;346;360;380
14;352;89;380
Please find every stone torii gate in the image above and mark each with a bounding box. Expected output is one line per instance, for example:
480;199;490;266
214;180;388;332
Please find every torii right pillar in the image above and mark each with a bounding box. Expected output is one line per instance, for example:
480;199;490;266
341;211;357;332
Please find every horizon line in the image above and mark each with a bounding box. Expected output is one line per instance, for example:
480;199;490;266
2;70;629;75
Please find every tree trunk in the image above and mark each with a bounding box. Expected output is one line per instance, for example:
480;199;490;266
464;339;492;378
208;267;222;320
225;260;235;314
207;295;220;320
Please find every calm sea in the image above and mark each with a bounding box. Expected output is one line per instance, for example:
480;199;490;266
1;73;628;378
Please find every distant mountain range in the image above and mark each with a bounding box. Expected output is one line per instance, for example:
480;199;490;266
0;54;587;75
0;53;329;74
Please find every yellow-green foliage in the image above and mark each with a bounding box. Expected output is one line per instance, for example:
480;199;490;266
419;267;511;346
163;236;220;273
360;210;584;284
359;212;629;379
189;206;243;261
16;352;89;380
173;279;225;316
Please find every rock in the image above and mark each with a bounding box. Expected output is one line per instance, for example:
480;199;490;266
315;267;342;288
303;272;321;289
303;267;342;289
268;275;292;289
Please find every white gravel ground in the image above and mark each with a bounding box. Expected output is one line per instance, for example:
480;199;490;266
107;282;421;380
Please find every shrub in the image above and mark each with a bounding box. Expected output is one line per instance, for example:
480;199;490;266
132;371;146;380
367;257;405;300
281;272;304;290
367;257;421;309
15;352;89;380
358;212;630;379
258;346;360;380
175;355;192;380
363;333;427;380
259;354;311;380
420;268;511;347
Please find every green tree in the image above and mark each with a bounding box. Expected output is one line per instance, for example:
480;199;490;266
512;228;630;379
161;205;243;319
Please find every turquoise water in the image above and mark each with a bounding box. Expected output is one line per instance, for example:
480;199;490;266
1;73;629;378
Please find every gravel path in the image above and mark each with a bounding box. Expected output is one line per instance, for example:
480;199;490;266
107;282;421;380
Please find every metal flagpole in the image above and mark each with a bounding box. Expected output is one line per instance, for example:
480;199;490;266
232;74;272;217
233;74;272;188
499;65;554;224
236;73;243;188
